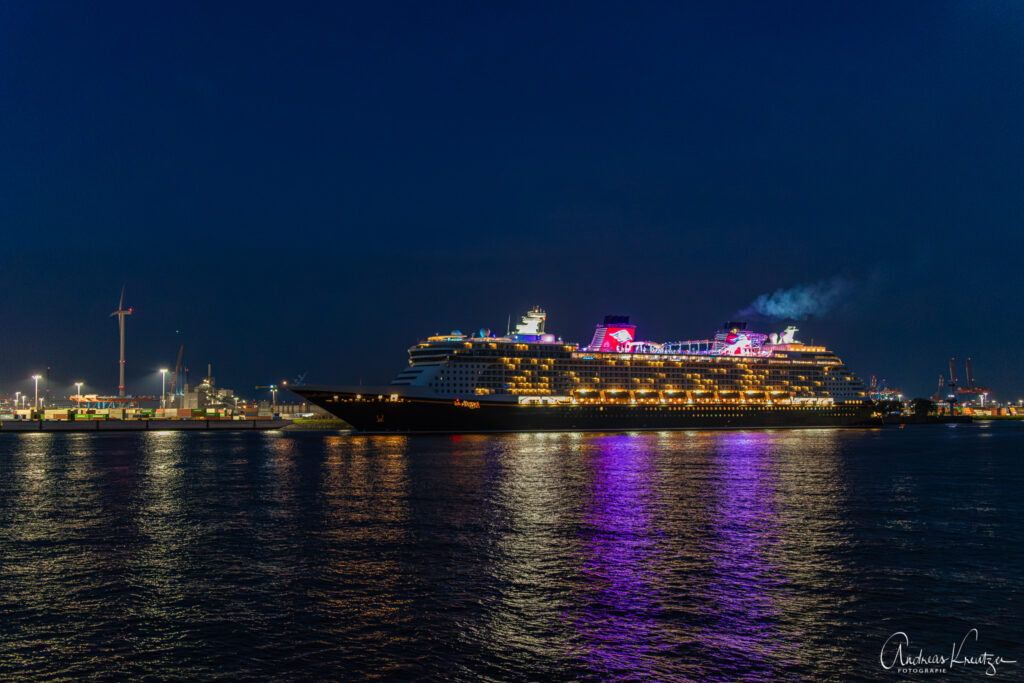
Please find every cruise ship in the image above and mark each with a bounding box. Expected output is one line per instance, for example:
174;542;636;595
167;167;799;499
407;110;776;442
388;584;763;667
291;307;873;433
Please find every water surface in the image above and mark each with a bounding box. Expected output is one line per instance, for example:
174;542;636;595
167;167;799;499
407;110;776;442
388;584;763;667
1;424;1021;680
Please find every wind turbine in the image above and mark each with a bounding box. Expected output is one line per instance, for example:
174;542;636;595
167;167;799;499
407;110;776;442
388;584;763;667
110;285;133;397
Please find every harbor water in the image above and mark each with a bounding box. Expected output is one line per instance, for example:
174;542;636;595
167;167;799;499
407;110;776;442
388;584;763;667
0;424;1021;680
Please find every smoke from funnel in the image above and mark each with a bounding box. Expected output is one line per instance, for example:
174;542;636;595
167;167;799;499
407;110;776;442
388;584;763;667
737;276;851;320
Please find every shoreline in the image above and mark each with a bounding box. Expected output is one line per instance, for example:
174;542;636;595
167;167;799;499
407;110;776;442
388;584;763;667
0;419;289;432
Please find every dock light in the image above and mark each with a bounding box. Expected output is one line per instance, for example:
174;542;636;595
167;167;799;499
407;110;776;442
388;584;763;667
75;382;83;401
159;369;168;409
32;375;41;410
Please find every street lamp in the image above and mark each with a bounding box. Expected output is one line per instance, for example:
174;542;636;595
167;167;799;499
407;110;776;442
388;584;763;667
32;375;41;410
270;384;278;411
75;382;83;401
14;391;20;409
159;369;168;409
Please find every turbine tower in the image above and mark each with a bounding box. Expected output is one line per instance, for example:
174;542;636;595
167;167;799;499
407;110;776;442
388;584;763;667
110;286;133;397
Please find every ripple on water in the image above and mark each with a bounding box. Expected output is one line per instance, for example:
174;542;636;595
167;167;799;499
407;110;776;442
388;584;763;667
0;424;1022;680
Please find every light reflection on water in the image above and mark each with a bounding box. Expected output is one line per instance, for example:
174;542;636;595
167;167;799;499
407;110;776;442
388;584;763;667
573;434;670;677
0;425;1021;680
703;431;785;672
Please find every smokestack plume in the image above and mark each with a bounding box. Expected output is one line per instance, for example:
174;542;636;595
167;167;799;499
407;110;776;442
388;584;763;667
737;276;851;321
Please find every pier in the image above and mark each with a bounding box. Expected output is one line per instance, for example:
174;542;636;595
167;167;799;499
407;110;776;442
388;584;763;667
0;419;289;432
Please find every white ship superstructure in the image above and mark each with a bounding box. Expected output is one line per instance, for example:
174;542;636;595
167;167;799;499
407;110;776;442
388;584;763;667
389;308;866;406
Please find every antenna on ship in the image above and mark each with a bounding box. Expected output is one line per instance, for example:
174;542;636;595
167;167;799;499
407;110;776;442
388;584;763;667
109;285;133;397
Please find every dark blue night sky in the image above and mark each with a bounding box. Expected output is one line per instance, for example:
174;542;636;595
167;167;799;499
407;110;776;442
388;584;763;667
2;2;1022;400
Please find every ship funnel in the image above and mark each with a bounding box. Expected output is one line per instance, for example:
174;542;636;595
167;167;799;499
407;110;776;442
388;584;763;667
588;315;636;352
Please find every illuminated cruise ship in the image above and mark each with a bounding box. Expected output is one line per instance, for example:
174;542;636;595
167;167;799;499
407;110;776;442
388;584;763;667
291;307;872;433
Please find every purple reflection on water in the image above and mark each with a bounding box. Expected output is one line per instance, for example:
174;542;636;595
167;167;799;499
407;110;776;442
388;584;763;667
570;434;668;676
564;432;795;678
702;430;787;671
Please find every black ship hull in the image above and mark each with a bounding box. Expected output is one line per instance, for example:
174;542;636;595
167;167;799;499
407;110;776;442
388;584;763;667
293;387;876;434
